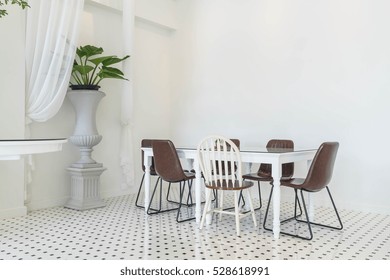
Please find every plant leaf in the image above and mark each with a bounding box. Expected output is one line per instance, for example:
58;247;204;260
77;45;104;58
89;56;116;66
98;67;128;80
101;66;125;76
101;55;130;66
70;44;130;87
76;47;87;58
72;65;94;75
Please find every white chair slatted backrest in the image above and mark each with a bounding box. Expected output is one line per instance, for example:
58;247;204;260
197;135;243;188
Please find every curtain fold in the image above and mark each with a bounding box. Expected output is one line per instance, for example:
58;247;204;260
120;0;135;189
25;0;84;123
24;0;84;199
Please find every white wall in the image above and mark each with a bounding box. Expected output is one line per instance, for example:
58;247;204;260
2;0;389;218
131;0;177;189
0;7;26;218
171;0;390;214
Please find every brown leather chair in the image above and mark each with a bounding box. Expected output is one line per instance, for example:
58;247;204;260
242;139;295;210
263;142;343;240
147;140;196;223
135;139;160;208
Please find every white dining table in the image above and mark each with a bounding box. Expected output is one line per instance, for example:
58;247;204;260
141;146;317;239
0;138;67;160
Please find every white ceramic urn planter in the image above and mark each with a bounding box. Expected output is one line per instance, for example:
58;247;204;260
65;89;107;210
68;89;105;168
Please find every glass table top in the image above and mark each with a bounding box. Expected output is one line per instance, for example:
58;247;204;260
0;138;66;142
177;146;317;153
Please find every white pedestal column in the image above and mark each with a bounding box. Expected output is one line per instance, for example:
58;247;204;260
65;167;106;210
66;90;106;210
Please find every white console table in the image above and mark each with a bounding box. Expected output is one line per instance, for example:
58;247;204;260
0;138;67;160
0;138;67;218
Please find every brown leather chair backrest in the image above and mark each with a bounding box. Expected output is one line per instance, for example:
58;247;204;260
301;142;339;192
215;139;240;175
229;139;240;150
152;140;187;182
259;139;294;178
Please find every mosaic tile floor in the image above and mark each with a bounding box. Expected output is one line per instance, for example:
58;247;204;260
0;192;389;260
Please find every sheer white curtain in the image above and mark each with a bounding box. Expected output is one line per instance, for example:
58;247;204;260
25;0;84;123
120;0;135;188
25;0;84;190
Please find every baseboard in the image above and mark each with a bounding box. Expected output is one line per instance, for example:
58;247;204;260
25;188;132;213
0;206;27;219
26;197;69;212
101;188;132;199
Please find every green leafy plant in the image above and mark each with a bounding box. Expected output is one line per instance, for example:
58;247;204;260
70;45;130;90
0;0;29;18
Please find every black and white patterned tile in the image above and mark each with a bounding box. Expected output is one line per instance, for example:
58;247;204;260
0;191;389;260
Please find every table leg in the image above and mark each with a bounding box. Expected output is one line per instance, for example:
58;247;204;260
245;162;252;175
272;162;281;239
143;155;152;210
193;158;202;223
245;162;253;210
307;159;315;220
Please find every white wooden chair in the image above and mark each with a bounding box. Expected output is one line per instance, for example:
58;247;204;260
197;135;257;236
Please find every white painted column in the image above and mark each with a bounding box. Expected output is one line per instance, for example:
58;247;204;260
120;0;135;189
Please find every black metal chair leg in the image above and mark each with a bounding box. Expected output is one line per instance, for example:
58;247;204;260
262;185;274;232
135;173;145;208
147;179;179;215
263;185;304;232
293;190;314;240
186;181;194;205
166;180;199;207
187;179;209;205
263;186;313;240
166;181;186;205
238;190;246;207
237;181;261;214
146;178;161;214
240;180;262;211
279;189;303;223
176;181;196;223
293;189;302;219
136;174;161;209
325;186;343;230
264;186;342;240
294;187;343;230
166;182;173;202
